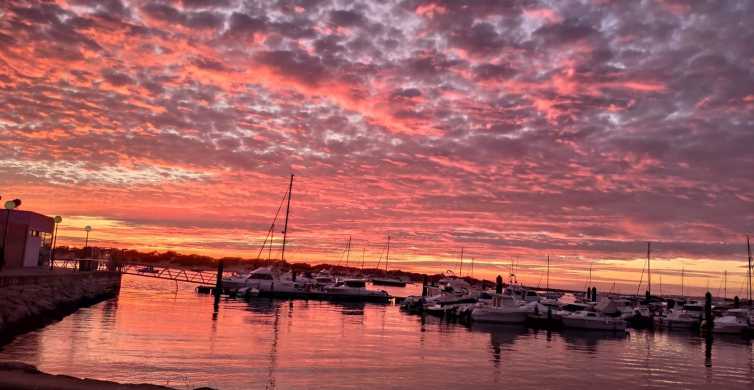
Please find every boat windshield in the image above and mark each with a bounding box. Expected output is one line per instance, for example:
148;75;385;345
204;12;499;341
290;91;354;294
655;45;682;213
345;280;366;288
248;273;274;280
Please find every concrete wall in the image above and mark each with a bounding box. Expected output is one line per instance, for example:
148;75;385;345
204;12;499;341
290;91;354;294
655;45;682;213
0;271;121;343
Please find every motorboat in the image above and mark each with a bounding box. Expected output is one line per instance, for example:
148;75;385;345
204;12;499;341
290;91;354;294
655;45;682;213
561;298;627;331
325;279;390;303
712;309;751;334
505;284;540;302
561;310;627;331
471;294;532;324
657;301;703;329
222;267;314;296
526;301;563;328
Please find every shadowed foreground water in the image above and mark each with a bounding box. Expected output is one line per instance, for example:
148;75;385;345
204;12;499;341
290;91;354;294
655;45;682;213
1;275;753;389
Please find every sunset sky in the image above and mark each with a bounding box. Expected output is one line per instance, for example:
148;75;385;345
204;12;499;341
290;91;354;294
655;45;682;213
2;0;753;295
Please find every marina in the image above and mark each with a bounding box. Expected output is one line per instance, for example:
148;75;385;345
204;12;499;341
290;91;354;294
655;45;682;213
2;275;753;390
3;1;754;388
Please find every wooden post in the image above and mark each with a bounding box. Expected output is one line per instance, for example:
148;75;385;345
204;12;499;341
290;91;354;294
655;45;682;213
214;260;224;297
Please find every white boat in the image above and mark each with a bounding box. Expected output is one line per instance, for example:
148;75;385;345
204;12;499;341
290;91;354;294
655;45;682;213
471;295;532;324
712;309;751;334
658;302;703;329
325;279;390;302
561;310;627;331
526;301;563;322
223;267;313;296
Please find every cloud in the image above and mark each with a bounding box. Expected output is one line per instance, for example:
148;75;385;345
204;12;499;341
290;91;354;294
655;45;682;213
2;0;753;291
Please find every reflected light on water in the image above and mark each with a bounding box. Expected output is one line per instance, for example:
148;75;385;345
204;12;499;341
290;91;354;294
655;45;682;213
1;275;753;389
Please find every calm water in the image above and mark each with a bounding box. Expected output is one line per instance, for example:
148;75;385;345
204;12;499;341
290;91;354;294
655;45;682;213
1;275;753;390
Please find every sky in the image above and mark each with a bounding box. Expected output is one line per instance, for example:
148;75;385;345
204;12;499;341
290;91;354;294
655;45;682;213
1;0;753;295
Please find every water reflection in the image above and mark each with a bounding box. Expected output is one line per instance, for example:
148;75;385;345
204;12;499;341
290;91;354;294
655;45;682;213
560;329;627;354
1;275;753;390
469;324;528;367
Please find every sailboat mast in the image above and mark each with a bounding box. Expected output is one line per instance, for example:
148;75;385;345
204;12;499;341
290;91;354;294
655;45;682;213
345;235;351;267
546;255;550;290
361;247;365;270
681;266;685;297
280;174;294;262
746;235;751;307
724;269;727;300
268;223;274;263
385;235;390;272
459;247;464;277
647;242;651;296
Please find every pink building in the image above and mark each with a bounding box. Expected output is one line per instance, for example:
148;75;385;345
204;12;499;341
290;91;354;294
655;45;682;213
0;210;54;270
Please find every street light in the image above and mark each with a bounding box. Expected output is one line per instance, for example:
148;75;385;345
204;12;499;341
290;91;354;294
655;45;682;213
0;198;21;271
50;216;62;269
84;225;92;249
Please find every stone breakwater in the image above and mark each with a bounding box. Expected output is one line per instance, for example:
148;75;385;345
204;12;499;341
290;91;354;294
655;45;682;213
0;271;121;344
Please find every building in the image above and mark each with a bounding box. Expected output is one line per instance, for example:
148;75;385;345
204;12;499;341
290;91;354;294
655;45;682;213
0;210;54;270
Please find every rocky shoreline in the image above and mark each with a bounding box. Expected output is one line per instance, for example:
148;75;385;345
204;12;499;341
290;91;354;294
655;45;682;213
0;271;121;346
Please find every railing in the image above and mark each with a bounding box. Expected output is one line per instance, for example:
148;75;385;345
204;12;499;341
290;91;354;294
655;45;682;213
118;262;216;285
52;258;217;285
52;258;114;272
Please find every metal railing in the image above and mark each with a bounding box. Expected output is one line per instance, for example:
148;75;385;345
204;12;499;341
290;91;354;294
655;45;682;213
52;258;217;285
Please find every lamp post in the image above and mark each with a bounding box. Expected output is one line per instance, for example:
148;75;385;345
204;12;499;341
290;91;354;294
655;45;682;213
50;216;62;269
1;198;22;271
84;225;92;250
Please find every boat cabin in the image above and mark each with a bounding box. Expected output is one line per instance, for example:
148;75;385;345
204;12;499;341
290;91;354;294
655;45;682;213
247;268;275;280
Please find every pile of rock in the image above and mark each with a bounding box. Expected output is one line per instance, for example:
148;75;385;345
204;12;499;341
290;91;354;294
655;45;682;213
0;271;121;343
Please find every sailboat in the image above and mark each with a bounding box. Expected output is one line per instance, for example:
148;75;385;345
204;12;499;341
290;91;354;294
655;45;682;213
223;175;314;296
371;235;407;287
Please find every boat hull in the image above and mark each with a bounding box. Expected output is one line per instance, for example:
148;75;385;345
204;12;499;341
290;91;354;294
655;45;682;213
471;308;529;324
562;317;626;331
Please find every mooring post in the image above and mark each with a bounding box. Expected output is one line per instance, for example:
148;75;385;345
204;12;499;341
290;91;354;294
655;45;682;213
214;260;224;299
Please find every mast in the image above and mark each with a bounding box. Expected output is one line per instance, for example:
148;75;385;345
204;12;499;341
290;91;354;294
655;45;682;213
280;174;293;262
681;266;685;297
647;242;651;296
361;247;365;270
385;235;390;272
471;257;474;278
268;223;274;263
747;235;753;306
345;235;351;267
723;270;727;300
546;255;550;290
588;263;592;286
459;247;464;277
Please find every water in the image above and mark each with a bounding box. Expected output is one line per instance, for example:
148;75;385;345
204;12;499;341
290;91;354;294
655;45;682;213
1;275;753;389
